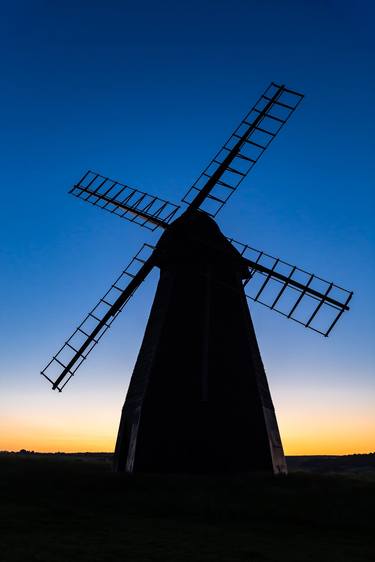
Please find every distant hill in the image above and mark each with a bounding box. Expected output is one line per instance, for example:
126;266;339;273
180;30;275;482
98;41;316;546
287;453;375;476
1;450;375;476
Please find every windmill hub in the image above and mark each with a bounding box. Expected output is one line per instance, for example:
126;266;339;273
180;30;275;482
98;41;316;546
155;210;248;278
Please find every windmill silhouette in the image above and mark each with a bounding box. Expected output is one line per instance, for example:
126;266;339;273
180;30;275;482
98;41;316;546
41;82;353;474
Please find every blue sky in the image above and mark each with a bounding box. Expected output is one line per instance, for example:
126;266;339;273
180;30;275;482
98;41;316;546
0;0;374;453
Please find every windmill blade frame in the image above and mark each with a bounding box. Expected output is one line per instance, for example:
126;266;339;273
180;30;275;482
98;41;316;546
182;82;304;217
70;170;180;230
41;244;155;391
229;238;353;336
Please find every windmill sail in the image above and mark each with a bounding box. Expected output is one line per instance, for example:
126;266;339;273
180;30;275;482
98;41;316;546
182;82;303;216
229;238;353;336
41;244;155;391
70;171;180;230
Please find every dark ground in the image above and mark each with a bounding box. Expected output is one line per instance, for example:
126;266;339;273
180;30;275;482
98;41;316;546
1;452;374;562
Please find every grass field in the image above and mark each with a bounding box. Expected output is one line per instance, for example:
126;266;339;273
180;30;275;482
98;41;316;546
1;453;374;562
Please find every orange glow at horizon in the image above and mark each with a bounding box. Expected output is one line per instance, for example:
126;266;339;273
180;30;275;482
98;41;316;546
1;414;117;453
281;422;375;456
1;437;374;456
1;375;374;456
275;381;375;455
2;421;374;455
1;404;374;456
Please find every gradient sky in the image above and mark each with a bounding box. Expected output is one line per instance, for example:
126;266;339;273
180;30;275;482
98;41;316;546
1;0;374;454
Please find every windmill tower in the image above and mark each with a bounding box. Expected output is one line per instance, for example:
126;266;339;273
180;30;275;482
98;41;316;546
41;82;353;474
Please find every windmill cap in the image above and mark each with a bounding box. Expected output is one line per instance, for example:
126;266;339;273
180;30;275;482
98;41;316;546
154;209;249;277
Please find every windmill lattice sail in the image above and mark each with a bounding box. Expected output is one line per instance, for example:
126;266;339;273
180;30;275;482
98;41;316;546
229;239;353;336
70;171;179;230
41;244;155;391
182;82;303;216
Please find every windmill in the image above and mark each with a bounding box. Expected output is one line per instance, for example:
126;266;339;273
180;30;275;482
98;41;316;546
41;82;353;475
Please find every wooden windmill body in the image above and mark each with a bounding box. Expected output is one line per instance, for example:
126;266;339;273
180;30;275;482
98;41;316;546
114;211;286;473
41;82;352;474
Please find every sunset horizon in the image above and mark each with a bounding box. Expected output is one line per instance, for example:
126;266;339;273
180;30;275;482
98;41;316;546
1;2;374;561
